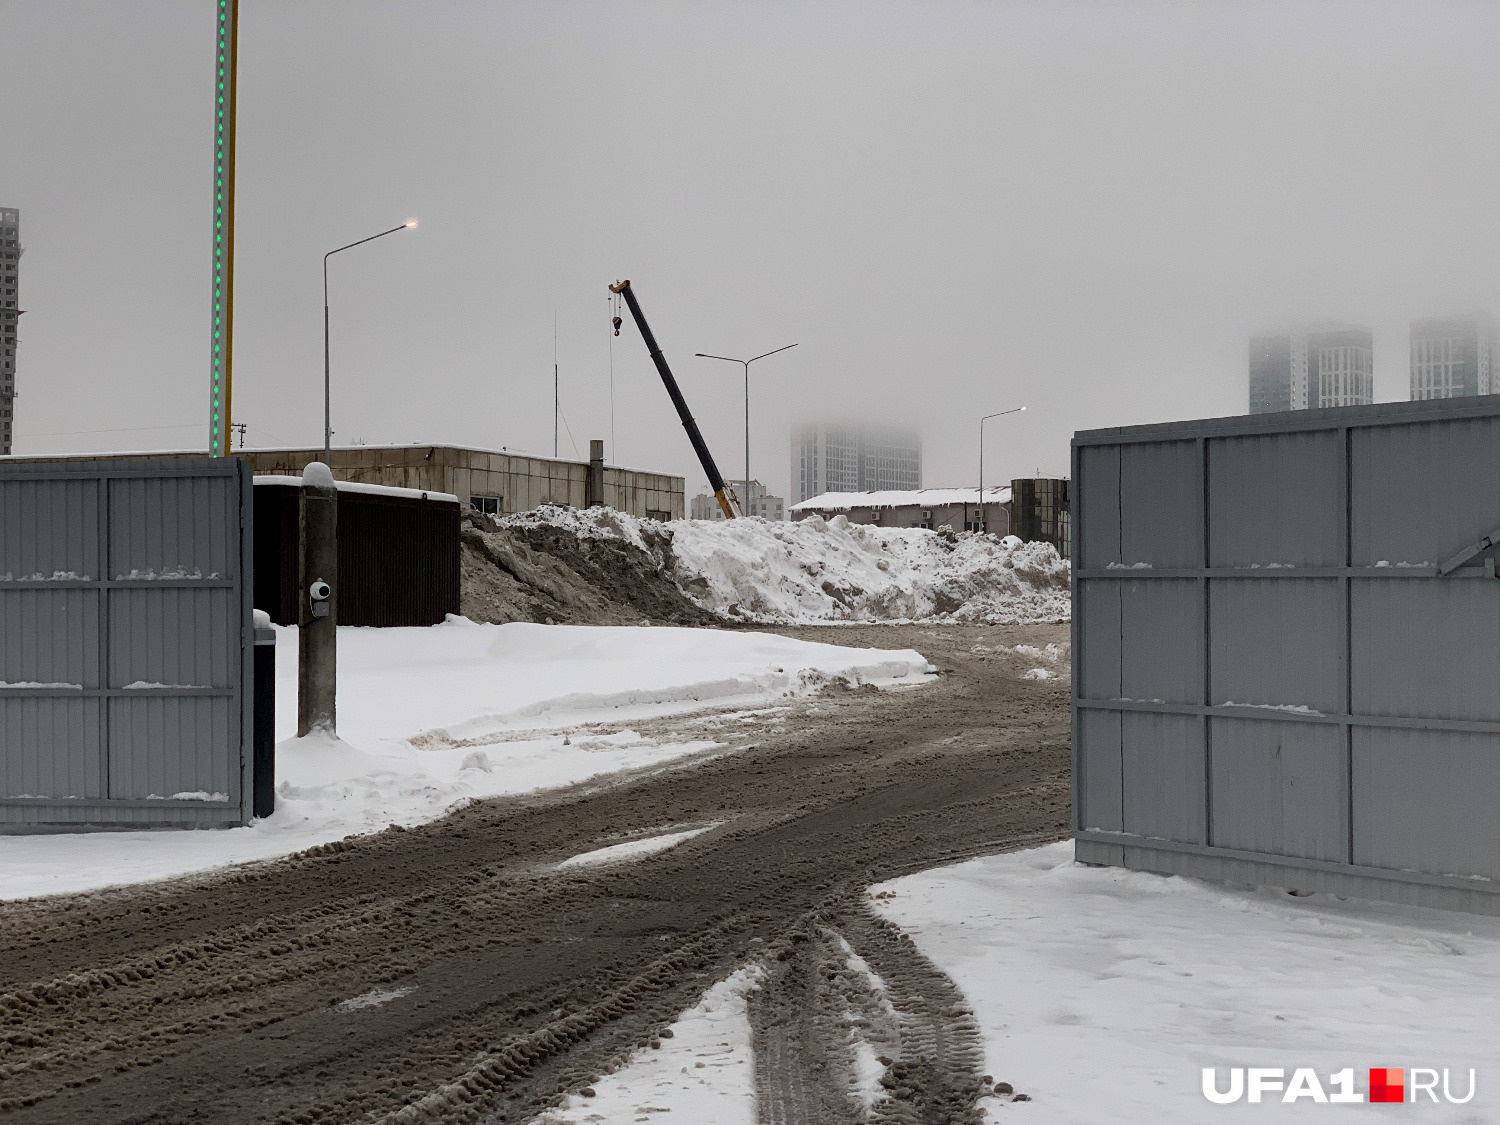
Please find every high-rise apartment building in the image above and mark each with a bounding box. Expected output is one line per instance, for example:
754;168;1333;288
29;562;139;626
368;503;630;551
690;479;786;521
0;207;17;455
1409;313;1499;400
791;422;921;504
1248;326;1374;414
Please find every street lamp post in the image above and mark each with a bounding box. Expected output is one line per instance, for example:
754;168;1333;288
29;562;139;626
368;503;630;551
323;220;416;464
695;344;798;505
977;406;1026;533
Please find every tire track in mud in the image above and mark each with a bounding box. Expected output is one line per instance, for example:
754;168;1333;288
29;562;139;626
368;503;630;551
0;624;1070;1124
749;899;991;1125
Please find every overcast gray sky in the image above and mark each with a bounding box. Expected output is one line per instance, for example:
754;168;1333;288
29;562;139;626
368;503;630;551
3;0;1499;499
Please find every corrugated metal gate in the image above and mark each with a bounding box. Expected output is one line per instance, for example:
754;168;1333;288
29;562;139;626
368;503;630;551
1073;397;1500;915
0;458;254;828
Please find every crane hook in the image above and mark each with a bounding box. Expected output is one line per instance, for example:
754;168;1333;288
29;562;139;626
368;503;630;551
612;315;622;337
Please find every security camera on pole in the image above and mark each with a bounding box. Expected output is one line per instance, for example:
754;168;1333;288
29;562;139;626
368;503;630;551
297;461;338;735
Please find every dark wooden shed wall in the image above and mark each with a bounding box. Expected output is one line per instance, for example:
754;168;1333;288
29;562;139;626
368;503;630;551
252;485;460;627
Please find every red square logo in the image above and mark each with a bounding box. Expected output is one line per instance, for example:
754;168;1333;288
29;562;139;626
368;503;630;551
1370;1068;1405;1103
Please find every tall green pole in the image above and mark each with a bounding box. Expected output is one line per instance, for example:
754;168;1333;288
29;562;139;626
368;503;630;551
209;0;238;456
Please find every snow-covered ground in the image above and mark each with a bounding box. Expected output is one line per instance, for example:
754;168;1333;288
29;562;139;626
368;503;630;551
537;966;763;1125
537;844;1499;1123
0;619;931;900
873;843;1499;1122
497;505;1071;624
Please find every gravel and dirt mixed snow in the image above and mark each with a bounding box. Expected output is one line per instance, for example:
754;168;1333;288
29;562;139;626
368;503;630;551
461;505;1070;627
7;623;1494;1122
538;840;1500;1124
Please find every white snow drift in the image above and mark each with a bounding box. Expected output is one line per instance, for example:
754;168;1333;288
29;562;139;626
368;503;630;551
873;843;1500;1122
547;845;1500;1122
0;619;932;900
498;505;1070;625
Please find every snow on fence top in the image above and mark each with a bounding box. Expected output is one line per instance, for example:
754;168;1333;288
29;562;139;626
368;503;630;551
254;475;458;504
494;503;1069;625
790;487;1013;512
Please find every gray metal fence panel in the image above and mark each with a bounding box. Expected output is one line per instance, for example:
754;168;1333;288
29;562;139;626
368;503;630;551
1351;582;1500;721
0;458;253;828
1120;580;1202;703
1078;581;1122;701
1076;710;1122;832
1076;446;1120;568
1121;711;1204;844
1208;717;1345;862
1121;441;1200;566
1209;579;1343;711
1074;396;1500;915
0;476;100;580
1351;727;1500;881
1350;418;1500;566
1208;431;1344;567
0;698;102;799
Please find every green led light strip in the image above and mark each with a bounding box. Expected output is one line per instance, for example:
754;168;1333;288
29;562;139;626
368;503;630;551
209;0;238;456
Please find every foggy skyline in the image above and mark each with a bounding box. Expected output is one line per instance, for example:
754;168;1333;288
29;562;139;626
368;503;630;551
3;1;1500;501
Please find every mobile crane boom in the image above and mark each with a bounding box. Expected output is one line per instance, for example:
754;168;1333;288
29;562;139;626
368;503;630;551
609;279;740;519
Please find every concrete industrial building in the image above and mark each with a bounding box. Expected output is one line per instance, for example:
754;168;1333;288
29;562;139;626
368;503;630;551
1249;325;1374;414
791;487;1014;535
3;444;685;520
1409;313;1499;400
1;207;18;455
791;422;921;504
690;479;785;521
791;478;1072;557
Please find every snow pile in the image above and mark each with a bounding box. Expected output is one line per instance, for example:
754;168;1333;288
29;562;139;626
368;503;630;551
494;506;1070;625
0;620;932;900
873;843;1499;1121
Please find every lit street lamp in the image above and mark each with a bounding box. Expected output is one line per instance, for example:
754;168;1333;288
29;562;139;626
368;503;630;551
323;220;416;463
695;344;798;504
977;406;1026;532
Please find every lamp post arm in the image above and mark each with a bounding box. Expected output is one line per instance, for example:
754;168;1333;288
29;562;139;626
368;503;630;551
322;221;414;464
748;342;798;364
695;346;798;494
977;406;1027;531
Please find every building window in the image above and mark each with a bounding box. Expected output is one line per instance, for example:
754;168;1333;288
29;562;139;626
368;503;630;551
646;509;671;522
1413;337;1462;399
469;495;501;515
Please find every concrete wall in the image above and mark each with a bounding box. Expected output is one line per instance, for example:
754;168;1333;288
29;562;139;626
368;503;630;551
242;446;683;520
793;500;1012;534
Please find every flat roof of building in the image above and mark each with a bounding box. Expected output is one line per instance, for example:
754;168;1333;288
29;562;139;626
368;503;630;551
791;486;1013;512
253;475;458;504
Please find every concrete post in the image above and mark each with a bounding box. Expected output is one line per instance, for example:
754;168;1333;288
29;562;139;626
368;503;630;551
297;462;338;736
586;438;605;507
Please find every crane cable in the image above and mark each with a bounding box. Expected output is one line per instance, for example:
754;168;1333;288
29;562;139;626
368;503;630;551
609;291;622;460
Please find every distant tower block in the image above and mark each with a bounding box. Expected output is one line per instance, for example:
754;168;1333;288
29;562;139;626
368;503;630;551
791;422;922;504
0;207;17;455
1249;325;1373;414
1409;313;1500;400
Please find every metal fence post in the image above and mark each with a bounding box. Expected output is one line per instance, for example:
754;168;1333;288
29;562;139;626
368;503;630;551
253;609;276;817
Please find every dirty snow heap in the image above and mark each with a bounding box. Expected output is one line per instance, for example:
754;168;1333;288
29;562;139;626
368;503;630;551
461;506;1069;626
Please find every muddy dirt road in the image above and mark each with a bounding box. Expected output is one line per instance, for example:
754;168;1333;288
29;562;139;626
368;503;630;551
0;624;1070;1124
